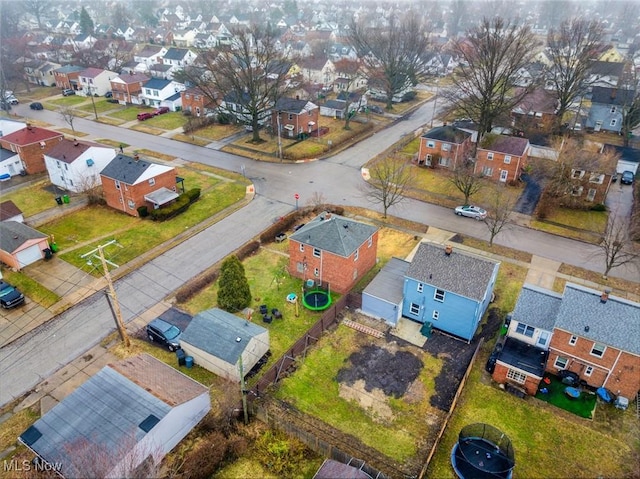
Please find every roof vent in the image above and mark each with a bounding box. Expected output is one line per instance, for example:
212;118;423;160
236;336;242;342
600;288;611;304
343;224;348;229
584;325;590;333
445;244;453;256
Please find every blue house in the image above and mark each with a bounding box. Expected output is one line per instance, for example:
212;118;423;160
586;86;635;134
402;243;500;341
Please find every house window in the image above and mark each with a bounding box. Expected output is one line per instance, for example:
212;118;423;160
586;188;596;202
432;310;439;320
313;247;321;258
590;343;606;358
610;106;616;113
589;174;604;184
427;140;435;148
296;262;304;273
610;119;617;127
69;179;73;186
314;267;319;277
585;366;593;377
571;169;585;179
145;88;151;95
487;152;494;160
571;186;583;196
56;161;61;168
482;166;493;176
425;154;432;166
288;113;293;120
409;303;420;315
354;248;359;261
417;283;423;293
504;155;511;164
115;180;121;189
506;369;527;384
128;200;135;209
569;335;577;346
368;236;373;247
149;178;155;186
442;143;451;151
299;243;304;252
434;289;445;302
439;157;450;167
309;110;313;116
516;323;535;338
554;356;568;369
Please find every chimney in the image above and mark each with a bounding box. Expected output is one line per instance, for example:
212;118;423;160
444;244;453;256
74;139;79;146
600;288;611;304
134;154;140;161
325;212;331;219
26;123;32;130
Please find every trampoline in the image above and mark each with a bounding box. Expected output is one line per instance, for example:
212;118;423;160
302;290;332;310
451;423;515;479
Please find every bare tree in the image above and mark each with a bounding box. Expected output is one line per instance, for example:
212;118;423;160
483;185;515;246
332;58;365;130
362;156;414;218
59;106;78;133
349;13;431;110
22;0;47;30
306;191;327;208
445;17;537;147
596;212;640;279
546;18;604;131
450;161;485;204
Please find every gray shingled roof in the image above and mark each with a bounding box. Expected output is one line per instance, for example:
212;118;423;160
422;125;471;144
19;365;172;478
100;154;153;184
181;308;268;364
405;243;499;302
289;212;378;258
512;284;563;330
0;221;47;252
362;257;409;305
554;283;640;355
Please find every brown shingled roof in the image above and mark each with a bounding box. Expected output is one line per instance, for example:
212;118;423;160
0;200;22;221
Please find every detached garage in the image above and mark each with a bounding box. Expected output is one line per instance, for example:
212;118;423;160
603;144;640;175
361;257;410;326
0;221;49;270
180;308;270;382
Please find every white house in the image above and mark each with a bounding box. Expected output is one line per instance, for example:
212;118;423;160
133;45;168;70
44;139;116;193
0;148;23;179
180;308;270;382
140;78;185;109
19;354;210;478
160;47;198;78
77;67;118;96
0;118;27;138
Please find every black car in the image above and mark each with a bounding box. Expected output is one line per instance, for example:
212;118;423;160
0;280;25;309
104;91;113;98
146;318;182;351
29;102;43;110
369;105;384;114
620;170;634;185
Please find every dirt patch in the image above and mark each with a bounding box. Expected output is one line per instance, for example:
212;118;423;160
339;379;394;423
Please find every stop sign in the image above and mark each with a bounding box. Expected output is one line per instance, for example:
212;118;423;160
294;193;299;200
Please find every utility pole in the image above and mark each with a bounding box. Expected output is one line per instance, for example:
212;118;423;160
81;240;129;347
276;111;283;162
238;355;249;424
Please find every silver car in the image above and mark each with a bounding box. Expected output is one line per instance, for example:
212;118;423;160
454;205;487;220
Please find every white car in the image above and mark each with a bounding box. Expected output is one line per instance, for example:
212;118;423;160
454;205;487;220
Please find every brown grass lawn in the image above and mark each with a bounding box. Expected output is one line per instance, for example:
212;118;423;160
558;263;640;297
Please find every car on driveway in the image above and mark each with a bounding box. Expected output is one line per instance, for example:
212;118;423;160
104;91;113;98
137;112;154;121
29;102;43;110
0;280;25;309
62;89;75;96
153;106;170;115
146;318;182;351
454;205;487;220
620;171;634;185
368;105;384;114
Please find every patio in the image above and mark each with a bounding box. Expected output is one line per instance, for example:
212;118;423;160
535;374;597;419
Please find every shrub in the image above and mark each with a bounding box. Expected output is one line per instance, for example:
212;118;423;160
174;269;219;304
149;188;200;221
137;206;148;217
218;113;232;124
217;255;252;312
590;203;607;212
236;240;260;261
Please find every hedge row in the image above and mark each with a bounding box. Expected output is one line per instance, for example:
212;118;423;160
150;188;201;221
174;268;219;304
258;204;345;243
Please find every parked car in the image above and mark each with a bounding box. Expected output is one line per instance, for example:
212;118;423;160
0;280;25;309
104;91;113;98
620;170;634;185
5;96;18;105
62;89;75;96
454;205;487;220
137;112;154;121
146;318;182;351
153;106;170;115
29;102;43;110
368;105;384;114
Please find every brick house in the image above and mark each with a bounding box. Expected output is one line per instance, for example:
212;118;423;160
565;160;615;205
110;73;149;105
288;212;378;294
53;65;85;90
417;125;473;169
272;97;320;139
0;125;63;174
100;154;178;217
475;135;530;183
492;283;640;399
511;87;558;130
181;87;219;117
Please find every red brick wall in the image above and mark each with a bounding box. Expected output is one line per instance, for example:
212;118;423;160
0;136;64;174
418;137;472;169
288;231;378;294
273;108;320;137
492;362;540;395
102;168;177;217
475;150;527;183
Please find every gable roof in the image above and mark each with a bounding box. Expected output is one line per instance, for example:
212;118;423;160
144;77;172;90
53;64;85;74
163;47;191;61
100;154;174;185
0;221;47;252
590;86;636;106
181;308;268;364
0;200;23;222
512;284;563;331
479;135;529;156
45;138;102;163
79;67;107;78
406;243;499;302
114;72;150;84
589;60;625;77
1;126;62;146
289;212;378;258
274;97;317;113
602;144;640;164
554;283;640;355
422;125;472;144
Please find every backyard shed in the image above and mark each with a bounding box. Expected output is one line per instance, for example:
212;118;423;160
180;308;270;382
19;354;210;478
361;257;410;326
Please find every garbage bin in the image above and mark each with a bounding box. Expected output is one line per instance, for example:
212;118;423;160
176;348;186;367
50;243;59;253
62;194;70;204
420;321;433;338
185;356;194;368
55;196;63;205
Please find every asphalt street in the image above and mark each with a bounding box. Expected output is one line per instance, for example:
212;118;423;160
0;99;636;407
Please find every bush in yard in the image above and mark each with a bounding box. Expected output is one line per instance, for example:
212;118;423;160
149;188;200;221
175;269;219;304
217;255;251;313
218;113;232;124
137;206;148;217
254;429;309;476
590;203;606;212
236;240;260;261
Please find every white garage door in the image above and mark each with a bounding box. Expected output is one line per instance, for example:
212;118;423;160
617;160;639;175
16;245;43;268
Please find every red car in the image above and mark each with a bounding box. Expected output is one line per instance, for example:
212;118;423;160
137;112;154;121
153;106;170;115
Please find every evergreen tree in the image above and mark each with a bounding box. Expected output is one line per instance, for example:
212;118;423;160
79;6;94;35
217;256;252;313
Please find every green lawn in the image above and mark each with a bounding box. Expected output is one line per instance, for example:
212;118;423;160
144;112;186;129
1;180;60;216
77;98;122;114
107;107;153;121
0;269;60;307
48;96;86;107
536;207;608;234
535;374;597;419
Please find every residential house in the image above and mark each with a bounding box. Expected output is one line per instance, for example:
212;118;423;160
511;87;558;129
475;135;530;183
0;200;24;223
320;99;350;119
140;78;185;109
179;308;270;382
100;154;179;217
44;139;116;193
586;86;636;134
0;118;27;137
565;155;614;205
173;29;198;47
77;67;118;97
160;47;198;77
181;87;219;117
53;64;84;90
402;243;500;342
288;212;379;294
110;73;149;105
0;125;64;174
0;148;22;178
133;45;168;71
272;97;320;138
0;221;49;269
327;43;358;62
19;354;210;478
603;144;640;175
587;61;626;88
148;63;174;80
298;56;335;86
71;33;97;50
23;60;60;87
493;283;640;399
221;91;270;126
194;32;217;49
417;125;473;169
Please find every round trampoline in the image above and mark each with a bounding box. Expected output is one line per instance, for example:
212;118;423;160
302;290;332;311
451;423;515;479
